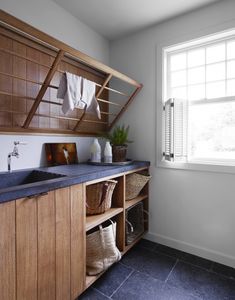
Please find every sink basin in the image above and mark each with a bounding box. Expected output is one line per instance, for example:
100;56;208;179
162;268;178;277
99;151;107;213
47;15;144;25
0;170;66;189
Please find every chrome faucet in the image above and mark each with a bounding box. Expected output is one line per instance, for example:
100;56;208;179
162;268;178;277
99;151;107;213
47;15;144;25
8;141;27;172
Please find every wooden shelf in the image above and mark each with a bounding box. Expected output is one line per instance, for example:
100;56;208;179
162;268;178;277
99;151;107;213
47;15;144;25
85;272;104;289
86;207;123;231
125;194;148;209
123;230;148;255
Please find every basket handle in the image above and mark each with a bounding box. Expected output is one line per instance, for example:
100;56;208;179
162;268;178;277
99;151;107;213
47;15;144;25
125;220;134;233
143;209;149;223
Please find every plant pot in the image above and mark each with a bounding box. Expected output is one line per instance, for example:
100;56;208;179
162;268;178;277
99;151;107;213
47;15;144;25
112;145;128;162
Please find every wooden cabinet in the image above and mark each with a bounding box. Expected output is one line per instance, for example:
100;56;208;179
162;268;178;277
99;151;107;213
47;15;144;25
0;184;85;300
0;166;149;300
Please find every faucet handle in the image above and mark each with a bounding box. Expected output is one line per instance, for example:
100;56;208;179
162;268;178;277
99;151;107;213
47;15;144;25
14;141;27;145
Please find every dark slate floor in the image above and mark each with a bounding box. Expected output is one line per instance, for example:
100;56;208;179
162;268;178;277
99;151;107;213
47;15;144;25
78;239;235;300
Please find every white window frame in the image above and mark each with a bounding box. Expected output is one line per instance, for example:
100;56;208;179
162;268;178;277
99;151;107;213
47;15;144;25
156;26;235;175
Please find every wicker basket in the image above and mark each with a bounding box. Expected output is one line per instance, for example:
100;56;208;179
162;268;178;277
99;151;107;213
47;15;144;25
125;202;144;245
86;221;121;275
86;180;117;215
126;173;151;200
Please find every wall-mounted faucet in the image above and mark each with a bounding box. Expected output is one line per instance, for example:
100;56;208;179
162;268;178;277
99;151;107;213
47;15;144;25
8;141;27;172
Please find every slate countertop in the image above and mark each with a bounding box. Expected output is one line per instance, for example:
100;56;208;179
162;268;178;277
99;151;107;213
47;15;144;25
0;161;150;203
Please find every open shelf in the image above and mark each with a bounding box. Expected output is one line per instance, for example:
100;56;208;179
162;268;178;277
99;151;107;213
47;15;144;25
125;194;148;209
123;230;148;255
86;207;123;231
85;272;104;289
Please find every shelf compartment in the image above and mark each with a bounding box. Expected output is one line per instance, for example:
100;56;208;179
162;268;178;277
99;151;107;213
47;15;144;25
85;272;104;289
125;194;148;209
86;207;123;232
123;230;148;255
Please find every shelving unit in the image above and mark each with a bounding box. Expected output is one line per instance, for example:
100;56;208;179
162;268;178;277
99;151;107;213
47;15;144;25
85;167;150;292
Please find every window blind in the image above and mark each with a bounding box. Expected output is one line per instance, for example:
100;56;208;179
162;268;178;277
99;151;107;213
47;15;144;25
163;98;188;162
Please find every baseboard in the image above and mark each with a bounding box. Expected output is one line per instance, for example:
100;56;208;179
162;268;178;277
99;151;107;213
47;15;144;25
145;232;235;268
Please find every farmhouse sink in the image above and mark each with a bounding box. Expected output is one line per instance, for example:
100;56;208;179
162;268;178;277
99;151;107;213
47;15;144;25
0;170;66;189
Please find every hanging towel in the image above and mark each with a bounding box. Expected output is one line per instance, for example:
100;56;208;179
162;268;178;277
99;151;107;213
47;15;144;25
57;72;84;114
57;72;101;119
81;78;101;119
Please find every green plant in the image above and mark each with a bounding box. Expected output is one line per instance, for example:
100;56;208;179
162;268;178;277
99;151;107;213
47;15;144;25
105;125;133;146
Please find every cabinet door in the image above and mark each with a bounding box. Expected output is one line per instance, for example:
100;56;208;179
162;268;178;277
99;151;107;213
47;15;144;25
70;184;86;298
0;201;16;300
37;191;56;300
14;184;85;300
16;195;38;300
16;192;56;300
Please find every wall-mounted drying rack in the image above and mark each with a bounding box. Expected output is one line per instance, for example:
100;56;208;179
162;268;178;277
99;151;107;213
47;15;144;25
0;10;142;136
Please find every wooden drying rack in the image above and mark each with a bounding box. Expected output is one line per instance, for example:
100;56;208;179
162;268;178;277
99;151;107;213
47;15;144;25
0;10;142;136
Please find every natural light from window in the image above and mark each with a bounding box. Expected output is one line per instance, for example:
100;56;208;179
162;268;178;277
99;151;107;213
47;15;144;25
163;30;235;165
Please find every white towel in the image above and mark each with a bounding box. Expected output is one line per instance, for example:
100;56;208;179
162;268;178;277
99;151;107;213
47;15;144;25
57;72;101;119
57;72;84;114
81;78;101;119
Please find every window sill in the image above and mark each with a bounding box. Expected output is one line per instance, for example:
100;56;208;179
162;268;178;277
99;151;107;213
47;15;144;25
156;159;235;175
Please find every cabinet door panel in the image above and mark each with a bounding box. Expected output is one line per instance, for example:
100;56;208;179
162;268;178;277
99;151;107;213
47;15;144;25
55;187;71;300
0;201;16;300
16;197;37;300
38;192;56;300
70;184;86;298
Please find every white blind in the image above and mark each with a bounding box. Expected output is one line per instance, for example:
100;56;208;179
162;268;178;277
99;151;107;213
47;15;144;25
163;98;173;161
163;98;188;162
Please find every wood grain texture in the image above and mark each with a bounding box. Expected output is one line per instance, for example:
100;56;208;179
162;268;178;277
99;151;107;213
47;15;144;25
0;201;16;300
16;197;37;300
23;50;64;128
0;11;143;135
70;184;86;299
0;10;141;87
37;192;56;300
55;187;71;300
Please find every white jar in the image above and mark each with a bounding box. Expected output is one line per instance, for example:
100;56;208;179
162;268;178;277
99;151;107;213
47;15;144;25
104;141;112;163
90;138;101;162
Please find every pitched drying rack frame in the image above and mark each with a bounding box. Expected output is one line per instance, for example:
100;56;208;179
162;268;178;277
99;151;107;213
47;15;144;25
0;10;142;136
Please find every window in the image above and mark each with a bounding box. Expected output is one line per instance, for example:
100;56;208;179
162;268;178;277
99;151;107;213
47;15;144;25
163;29;235;166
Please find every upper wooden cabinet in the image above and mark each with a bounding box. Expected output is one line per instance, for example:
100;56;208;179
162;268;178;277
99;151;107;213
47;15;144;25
0;10;142;136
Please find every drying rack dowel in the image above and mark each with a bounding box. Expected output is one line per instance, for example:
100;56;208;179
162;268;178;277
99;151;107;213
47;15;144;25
23;50;65;128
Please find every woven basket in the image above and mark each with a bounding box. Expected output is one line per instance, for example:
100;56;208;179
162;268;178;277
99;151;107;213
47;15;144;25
86;180;117;215
126;202;144;245
125;173;151;200
86;221;121;275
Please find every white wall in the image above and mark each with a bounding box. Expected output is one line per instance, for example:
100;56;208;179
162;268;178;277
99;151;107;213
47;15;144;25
0;0;109;171
110;0;235;267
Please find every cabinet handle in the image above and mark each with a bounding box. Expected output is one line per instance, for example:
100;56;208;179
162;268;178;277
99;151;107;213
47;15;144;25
27;192;48;199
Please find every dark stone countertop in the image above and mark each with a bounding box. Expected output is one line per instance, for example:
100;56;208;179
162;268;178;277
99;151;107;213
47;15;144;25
0;161;150;203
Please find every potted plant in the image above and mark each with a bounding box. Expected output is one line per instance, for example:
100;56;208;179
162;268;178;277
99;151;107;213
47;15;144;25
105;125;132;162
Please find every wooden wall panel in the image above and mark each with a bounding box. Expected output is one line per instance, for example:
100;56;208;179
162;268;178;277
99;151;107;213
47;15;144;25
12;40;26;127
16;197;37;300
26;47;39;128
39;52;51;128
37;192;56;300
55;187;71;300
0;25;113;134
70;184;86;298
0;34;13;127
0;201;16;300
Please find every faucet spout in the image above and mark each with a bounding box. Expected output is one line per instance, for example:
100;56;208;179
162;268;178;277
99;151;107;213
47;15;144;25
7;141;26;172
7;153;12;172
